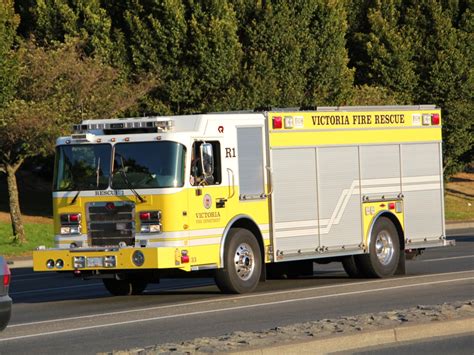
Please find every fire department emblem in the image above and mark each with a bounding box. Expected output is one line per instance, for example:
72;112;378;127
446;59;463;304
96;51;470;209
203;194;212;209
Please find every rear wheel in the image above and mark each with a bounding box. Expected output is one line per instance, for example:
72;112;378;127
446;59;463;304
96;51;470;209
102;278;148;296
215;228;262;294
356;216;400;278
341;256;364;278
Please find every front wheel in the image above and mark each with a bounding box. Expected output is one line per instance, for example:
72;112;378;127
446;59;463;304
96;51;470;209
356;217;400;278
102;278;148;296
215;228;262;294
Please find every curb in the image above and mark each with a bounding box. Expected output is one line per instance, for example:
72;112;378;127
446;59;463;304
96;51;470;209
446;221;474;231
233;317;474;354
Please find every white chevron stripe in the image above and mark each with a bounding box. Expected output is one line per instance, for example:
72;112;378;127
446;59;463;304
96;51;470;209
275;175;441;238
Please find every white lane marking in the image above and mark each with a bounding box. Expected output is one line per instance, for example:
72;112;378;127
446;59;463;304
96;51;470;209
7;270;473;328
1;276;472;342
9;280;212;297
10;283;102;295
420;255;474;262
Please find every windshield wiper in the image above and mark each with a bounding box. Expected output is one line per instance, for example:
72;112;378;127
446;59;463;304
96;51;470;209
70;188;81;205
96;157;101;188
117;155;146;203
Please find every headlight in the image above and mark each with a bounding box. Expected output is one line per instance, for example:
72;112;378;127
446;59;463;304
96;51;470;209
46;259;55;269
140;224;161;233
132;250;145;267
104;256;116;268
60;213;81;235
73;256;85;268
139;210;162;234
60;226;81;235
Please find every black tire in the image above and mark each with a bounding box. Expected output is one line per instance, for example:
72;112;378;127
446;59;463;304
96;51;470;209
356;216;400;278
102;279;148;296
341;256;364;278
215;228;262;294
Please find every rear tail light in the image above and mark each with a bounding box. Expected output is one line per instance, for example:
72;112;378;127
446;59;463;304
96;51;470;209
3;262;11;287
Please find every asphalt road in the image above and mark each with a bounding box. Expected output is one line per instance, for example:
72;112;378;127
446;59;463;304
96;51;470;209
1;230;473;355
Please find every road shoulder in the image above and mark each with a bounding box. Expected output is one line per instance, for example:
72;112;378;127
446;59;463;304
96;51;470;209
234;317;474;354
108;299;473;354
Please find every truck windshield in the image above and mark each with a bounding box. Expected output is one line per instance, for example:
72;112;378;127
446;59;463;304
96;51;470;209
111;141;186;189
54;144;112;191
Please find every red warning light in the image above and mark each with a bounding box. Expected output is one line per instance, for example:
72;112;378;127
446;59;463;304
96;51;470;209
431;113;440;125
273;116;283;129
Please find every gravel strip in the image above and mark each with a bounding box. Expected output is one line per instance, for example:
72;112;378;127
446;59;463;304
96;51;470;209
105;300;473;355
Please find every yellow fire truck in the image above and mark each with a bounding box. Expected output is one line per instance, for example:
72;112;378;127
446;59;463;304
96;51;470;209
33;105;450;294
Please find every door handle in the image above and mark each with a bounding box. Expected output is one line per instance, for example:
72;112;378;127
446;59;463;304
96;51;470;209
216;198;227;208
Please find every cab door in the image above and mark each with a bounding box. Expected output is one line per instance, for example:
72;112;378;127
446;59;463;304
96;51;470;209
187;140;227;247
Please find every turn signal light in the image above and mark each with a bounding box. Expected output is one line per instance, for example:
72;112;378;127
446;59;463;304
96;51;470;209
139;212;151;220
60;213;81;224
139;211;160;221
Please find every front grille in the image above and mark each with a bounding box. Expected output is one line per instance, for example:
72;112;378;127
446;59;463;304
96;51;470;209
87;202;135;246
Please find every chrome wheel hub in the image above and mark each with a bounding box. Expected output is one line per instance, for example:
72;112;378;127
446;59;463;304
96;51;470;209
234;243;255;281
375;230;394;265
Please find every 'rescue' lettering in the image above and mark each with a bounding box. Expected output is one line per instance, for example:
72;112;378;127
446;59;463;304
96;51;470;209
374;114;405;124
95;190;124;196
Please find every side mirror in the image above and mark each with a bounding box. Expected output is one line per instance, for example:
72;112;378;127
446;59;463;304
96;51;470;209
200;143;214;177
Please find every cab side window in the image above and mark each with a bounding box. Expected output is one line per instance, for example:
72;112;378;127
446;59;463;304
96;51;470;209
190;141;221;186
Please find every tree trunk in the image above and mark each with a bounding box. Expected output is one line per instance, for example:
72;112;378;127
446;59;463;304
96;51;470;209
6;163;26;244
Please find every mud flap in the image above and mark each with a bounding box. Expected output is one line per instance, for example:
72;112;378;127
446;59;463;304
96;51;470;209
395;252;406;275
266;260;314;279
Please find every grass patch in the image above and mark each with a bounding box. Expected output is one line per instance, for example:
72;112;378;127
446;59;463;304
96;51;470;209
445;194;473;221
0;221;54;257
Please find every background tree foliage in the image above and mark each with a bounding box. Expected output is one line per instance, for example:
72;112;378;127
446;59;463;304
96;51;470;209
0;0;472;242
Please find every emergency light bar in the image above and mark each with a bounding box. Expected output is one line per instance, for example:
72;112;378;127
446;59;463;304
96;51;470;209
72;117;174;135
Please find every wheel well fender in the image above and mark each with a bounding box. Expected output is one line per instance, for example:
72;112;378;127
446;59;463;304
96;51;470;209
366;211;405;251
220;215;264;268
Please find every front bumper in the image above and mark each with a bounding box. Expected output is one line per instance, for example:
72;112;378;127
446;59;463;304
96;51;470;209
0;295;12;331
33;247;181;272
